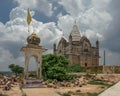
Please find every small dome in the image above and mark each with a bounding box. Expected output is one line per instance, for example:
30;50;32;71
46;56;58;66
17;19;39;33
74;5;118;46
27;32;40;45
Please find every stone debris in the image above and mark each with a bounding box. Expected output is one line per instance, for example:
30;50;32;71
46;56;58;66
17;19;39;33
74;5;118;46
40;76;88;88
0;75;23;91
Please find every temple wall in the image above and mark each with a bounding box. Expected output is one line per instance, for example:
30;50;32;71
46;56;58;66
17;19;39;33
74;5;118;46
103;66;120;74
84;66;120;74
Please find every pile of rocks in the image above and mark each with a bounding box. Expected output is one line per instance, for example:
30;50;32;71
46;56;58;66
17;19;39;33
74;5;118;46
41;76;88;88
0;75;23;91
84;73;118;84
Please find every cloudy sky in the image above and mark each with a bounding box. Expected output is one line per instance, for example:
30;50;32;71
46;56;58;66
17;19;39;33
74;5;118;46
0;0;120;71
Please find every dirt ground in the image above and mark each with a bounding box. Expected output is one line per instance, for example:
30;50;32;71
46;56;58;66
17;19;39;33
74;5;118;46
22;84;105;96
1;74;120;96
0;84;22;96
0;84;107;96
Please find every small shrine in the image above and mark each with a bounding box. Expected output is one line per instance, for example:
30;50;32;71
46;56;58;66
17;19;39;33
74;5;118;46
21;32;47;80
21;9;47;87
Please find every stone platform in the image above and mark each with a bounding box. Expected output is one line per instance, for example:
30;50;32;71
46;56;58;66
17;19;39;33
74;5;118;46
24;79;45;88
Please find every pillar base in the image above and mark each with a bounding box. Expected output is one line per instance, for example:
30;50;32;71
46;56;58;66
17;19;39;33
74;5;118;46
23;79;45;88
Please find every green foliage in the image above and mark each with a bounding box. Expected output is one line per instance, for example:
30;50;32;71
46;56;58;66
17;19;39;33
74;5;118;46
42;54;69;81
47;79;53;83
0;93;8;96
57;92;71;96
29;71;36;78
8;64;24;76
66;74;78;81
67;64;84;72
88;81;111;87
76;90;81;93
0;72;3;75
87;93;98;96
22;93;27;96
62;93;71;96
86;70;98;75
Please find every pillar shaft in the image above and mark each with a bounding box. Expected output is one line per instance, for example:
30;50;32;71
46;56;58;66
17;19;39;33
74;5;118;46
36;61;39;79
39;55;42;79
25;54;29;79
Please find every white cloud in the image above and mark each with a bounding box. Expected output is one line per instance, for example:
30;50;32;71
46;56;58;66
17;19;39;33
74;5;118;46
84;29;103;40
58;0;87;16
0;48;24;71
91;0;112;10
58;0;112;41
57;15;75;38
14;0;53;16
0;0;119;71
0;7;62;71
3;7;61;47
14;0;37;9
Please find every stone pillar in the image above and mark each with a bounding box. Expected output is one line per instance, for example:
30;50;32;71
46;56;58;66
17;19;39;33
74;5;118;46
36;60;39;79
25;53;29;79
39;54;42;79
34;56;39;79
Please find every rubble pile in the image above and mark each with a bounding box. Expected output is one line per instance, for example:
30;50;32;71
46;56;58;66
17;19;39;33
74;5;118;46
0;75;23;91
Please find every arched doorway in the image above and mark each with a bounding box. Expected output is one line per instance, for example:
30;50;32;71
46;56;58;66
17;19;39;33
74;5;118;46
85;63;87;67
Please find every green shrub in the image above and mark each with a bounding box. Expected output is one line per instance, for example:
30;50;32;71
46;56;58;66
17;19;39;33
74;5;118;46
8;64;24;76
57;92;71;96
67;64;84;72
42;54;69;81
88;81;111;86
0;93;8;96
0;72;3;75
76;90;81;93
101;86;105;88
47;79;53;83
87;93;98;96
22;93;27;96
62;93;71;96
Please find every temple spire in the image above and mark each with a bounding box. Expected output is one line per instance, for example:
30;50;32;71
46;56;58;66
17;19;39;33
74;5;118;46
69;20;81;41
74;20;76;25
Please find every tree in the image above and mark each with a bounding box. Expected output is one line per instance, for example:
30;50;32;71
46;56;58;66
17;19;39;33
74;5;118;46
42;54;69;81
9;64;24;76
0;72;3;76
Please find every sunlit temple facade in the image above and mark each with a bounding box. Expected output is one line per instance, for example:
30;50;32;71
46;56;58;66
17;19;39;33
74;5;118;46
53;23;99;67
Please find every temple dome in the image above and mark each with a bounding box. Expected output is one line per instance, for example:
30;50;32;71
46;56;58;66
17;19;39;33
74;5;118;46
27;32;40;45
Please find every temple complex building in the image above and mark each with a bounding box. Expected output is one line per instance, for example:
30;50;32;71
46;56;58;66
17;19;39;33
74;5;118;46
53;22;99;67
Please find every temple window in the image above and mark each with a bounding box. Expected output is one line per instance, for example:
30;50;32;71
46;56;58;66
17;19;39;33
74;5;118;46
84;49;88;52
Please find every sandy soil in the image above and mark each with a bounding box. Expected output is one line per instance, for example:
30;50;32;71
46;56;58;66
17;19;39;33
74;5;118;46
22;74;120;96
0;84;22;96
22;84;105;96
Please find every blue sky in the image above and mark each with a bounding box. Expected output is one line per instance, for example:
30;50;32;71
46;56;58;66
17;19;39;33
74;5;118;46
0;0;15;23
0;0;120;71
0;0;56;23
